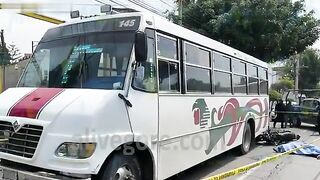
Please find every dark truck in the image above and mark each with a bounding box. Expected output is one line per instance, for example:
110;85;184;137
281;89;320;132
292;98;320;128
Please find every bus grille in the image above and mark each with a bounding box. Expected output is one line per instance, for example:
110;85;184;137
0;121;43;158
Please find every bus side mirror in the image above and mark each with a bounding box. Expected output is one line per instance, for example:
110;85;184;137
135;31;148;62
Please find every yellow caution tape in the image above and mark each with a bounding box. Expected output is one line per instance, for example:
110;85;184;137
203;137;320;180
18;12;65;25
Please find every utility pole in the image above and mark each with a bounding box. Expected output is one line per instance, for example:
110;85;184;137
178;0;183;25
294;53;300;98
32;41;39;53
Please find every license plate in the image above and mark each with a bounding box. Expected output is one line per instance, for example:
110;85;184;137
3;168;18;180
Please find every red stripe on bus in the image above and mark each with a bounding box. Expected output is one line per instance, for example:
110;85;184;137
8;88;64;119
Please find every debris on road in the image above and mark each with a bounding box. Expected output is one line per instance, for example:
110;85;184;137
274;141;320;158
256;129;301;145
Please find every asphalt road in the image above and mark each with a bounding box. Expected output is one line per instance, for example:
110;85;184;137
167;123;320;180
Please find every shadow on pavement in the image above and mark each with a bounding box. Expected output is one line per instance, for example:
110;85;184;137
298;124;317;131
166;125;319;180
166;144;260;180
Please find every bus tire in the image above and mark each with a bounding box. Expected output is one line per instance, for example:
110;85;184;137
238;122;252;155
96;152;142;180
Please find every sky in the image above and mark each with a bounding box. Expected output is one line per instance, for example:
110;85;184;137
0;0;319;54
0;0;175;53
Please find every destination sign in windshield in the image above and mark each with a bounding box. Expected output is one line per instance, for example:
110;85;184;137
42;16;141;41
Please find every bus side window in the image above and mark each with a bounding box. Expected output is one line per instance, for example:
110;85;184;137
132;38;157;92
157;34;180;93
233;60;247;94
185;43;211;93
259;68;268;94
248;64;259;94
214;54;232;94
158;60;179;92
157;35;177;60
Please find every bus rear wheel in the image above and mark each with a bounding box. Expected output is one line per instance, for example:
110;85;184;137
96;152;142;180
238;122;252;155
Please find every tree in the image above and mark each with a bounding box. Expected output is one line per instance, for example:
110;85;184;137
269;89;282;101
7;44;22;64
283;49;320;90
0;47;10;66
282;58;296;80
169;0;320;62
297;49;320;90
271;78;294;93
0;30;10;66
0;44;22;66
0;30;22;66
0;30;21;66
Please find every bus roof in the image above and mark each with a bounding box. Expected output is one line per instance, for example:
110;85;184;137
52;12;268;68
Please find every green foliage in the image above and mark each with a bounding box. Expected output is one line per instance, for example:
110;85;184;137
298;49;320;90
269;89;282;101
0;30;21;66
7;44;22;62
0;44;21;66
283;48;320;90
287;98;295;102
169;0;320;62
0;45;10;66
283;59;295;80
270;78;294;92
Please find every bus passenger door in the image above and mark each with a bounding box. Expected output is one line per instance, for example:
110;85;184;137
127;30;159;179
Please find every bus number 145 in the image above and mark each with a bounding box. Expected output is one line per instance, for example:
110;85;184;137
119;19;136;28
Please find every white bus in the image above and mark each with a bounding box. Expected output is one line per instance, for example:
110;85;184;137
0;12;269;180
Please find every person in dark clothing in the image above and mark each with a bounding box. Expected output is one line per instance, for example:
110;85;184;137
285;101;293;128
274;100;286;128
316;101;320;134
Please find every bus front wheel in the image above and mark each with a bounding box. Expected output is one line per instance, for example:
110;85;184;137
96;152;142;180
238;122;252;155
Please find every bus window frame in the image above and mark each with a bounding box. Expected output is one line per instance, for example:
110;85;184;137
258;67;268;95
232;59;248;95
183;41;212;94
133;29;269;97
247;64;259;95
156;32;182;94
213;52;233;95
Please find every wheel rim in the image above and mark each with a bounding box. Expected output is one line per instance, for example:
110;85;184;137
114;165;135;180
243;126;251;151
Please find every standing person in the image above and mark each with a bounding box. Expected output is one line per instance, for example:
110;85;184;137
274;100;286;128
285;101;293;128
316;101;320;134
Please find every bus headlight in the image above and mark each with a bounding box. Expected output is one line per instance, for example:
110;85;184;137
55;143;96;159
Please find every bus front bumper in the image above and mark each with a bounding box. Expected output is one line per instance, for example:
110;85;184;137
0;165;91;180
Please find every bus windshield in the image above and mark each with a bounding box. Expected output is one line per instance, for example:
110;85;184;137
18;31;134;90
